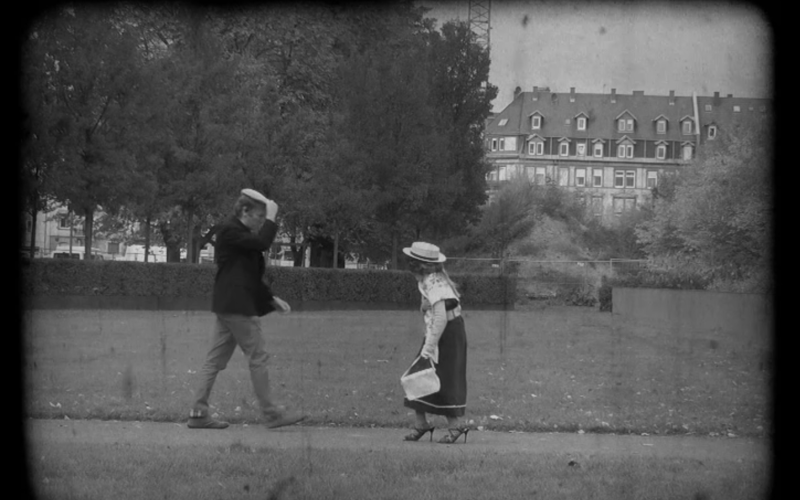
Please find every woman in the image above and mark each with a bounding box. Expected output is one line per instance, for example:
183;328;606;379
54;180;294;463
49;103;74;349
401;242;470;444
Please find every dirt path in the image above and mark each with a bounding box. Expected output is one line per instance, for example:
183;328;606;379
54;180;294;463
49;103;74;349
27;419;768;462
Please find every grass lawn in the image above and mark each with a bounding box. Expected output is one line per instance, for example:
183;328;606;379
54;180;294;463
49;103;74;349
29;438;769;500
23;306;770;436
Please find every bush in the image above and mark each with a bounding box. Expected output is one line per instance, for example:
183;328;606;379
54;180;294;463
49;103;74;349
22;260;517;309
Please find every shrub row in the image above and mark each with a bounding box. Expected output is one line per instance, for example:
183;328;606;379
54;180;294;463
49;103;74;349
597;267;709;312
21;259;516;308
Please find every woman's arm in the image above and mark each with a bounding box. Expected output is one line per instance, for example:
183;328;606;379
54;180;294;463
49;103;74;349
420;300;447;363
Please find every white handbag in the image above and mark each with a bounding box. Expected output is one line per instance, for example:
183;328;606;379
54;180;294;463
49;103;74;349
400;356;440;400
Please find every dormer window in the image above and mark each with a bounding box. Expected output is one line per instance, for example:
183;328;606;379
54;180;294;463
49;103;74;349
616;136;635;159
559;142;569;156
655;142;667;160
616;111;636;132
576;143;586;157
577;117;587;130
528;135;544;155
682;143;694;160
708;125;717;140
657;120;666;134
531;113;543;129
682;120;693;134
592;140;604;158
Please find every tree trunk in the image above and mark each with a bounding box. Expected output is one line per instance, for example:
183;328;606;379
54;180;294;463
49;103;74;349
391;229;398;270
83;209;94;260
185;207;194;263
333;232;339;269
144;213;151;263
29;207;37;259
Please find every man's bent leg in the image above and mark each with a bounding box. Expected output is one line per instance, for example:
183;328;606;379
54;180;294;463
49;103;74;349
188;316;236;429
228;316;306;428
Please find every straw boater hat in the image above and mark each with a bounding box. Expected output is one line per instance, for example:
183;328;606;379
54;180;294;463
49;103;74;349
402;242;447;263
241;188;270;206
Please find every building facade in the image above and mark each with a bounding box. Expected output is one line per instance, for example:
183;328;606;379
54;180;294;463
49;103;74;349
484;87;770;223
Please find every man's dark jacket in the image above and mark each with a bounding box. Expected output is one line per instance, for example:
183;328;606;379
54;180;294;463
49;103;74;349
211;216;277;317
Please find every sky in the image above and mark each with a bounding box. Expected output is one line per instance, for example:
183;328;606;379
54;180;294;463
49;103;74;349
418;1;772;112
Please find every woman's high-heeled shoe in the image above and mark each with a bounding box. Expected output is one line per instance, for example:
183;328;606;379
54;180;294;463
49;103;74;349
438;425;470;444
404;426;435;442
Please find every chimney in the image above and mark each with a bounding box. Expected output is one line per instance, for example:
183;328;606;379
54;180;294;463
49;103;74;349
669;90;675;105
514;86;522;98
570;87;575;102
611;88;616;103
714;91;719;98
533;86;538;101
727;94;733;98
633;90;644;96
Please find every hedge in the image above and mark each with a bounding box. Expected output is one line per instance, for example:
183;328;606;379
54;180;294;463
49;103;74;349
597;267;708;312
21;259;516;309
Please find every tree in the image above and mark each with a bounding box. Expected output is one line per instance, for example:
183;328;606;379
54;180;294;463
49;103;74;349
422;21;498;239
635;128;772;291
24;5;152;259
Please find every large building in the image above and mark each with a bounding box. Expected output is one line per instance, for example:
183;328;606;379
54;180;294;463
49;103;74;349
484;87;770;223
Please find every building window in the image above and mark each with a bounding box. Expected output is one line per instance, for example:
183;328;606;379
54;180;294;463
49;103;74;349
625;170;635;188
646;171;658;189
614;197;637;216
704;104;712;112
657;120;666;134
59;215;70;229
529;141;544;155
593;143;603;157
559;167;569;186
535;167;546;185
656;144;666;160
682;145;693;160
491;138;498;151
593;169;603;187
499;138;505;150
682;120;693;134
618;119;626;132
733;105;741;113
614;171;624;188
575;168;586;187
708;125;717;139
498;118;508;126
591;196;603;217
532;115;541;129
617;144;633;158
577;117;586;130
559;142;569;156
576;143;586;157
626;119;634;132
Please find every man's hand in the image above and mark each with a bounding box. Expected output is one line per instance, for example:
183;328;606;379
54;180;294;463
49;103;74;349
272;296;291;313
265;199;279;221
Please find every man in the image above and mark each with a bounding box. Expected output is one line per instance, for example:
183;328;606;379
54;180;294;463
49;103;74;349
187;188;306;430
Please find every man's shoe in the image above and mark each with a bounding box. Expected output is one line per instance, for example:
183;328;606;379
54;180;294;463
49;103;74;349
264;411;307;429
187;416;230;429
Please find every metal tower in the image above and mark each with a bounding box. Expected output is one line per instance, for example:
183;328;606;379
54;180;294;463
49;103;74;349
468;0;491;53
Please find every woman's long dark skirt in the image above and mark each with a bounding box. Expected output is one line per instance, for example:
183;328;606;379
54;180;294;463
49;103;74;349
403;316;467;417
